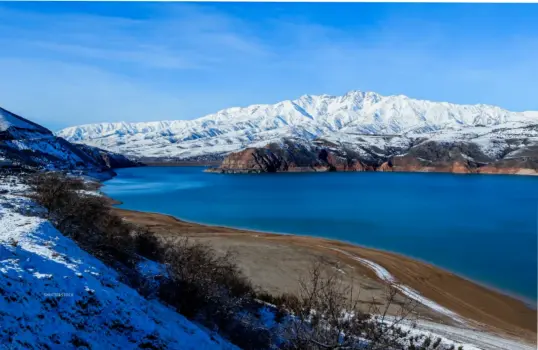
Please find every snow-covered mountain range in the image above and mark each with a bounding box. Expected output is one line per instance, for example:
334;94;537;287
57;91;538;162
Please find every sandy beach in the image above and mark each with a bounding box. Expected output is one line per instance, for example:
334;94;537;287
113;207;537;346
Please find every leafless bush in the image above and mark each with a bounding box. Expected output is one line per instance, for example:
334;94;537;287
157;238;272;349
26;171;85;219
273;260;427;350
26;172;153;267
161;239;254;308
132;228;164;262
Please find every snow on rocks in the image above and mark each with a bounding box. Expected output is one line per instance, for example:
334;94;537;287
0;178;237;349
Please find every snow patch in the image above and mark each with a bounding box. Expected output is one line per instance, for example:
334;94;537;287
328;247;466;324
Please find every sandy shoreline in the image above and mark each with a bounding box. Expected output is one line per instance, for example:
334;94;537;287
111;206;537;345
119;207;534;305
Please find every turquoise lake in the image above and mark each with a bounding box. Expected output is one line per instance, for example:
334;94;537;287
103;166;538;303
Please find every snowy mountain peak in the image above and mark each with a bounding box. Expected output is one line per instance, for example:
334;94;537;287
56;90;537;160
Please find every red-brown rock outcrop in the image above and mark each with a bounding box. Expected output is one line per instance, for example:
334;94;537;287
206;138;538;176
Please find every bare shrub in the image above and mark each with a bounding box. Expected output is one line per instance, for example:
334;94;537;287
276;260;423;350
26;172;149;267
158;238;271;349
159;238;254;315
26;171;84;219
132;228;164;262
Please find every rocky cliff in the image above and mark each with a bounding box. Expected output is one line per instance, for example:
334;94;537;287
73;144;141;170
207;139;376;174
208;137;538;176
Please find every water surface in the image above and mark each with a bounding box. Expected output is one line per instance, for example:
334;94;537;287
103;166;538;302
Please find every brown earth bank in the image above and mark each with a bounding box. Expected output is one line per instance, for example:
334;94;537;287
113;207;537;345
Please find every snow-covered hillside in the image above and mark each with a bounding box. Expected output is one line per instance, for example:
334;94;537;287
0;106;136;177
0;178;237;349
57;91;537;160
0;107;49;134
321;122;538;163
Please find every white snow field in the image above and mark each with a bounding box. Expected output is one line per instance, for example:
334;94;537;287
57;91;538;160
0;178;237;350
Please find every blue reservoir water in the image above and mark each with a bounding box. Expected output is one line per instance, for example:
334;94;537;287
103;166;538;302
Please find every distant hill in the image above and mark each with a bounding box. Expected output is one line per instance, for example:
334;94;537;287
0;106;138;179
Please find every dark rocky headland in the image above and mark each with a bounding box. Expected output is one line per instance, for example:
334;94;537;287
206;135;538;175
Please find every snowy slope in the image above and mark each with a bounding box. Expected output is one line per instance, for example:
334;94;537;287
0;107;47;133
320;123;538;164
0;106;136;176
0;179;237;349
57;91;538;160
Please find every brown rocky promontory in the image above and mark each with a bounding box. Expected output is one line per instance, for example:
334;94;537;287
206;137;538;175
206;139;378;173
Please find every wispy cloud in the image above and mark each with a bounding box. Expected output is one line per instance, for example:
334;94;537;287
0;3;271;69
0;3;536;130
32;42;205;70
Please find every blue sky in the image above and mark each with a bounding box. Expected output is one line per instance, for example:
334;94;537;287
0;2;537;131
